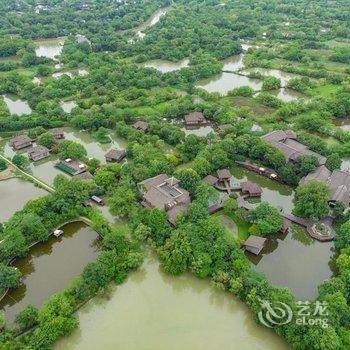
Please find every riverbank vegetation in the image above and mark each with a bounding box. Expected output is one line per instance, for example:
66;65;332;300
0;0;349;348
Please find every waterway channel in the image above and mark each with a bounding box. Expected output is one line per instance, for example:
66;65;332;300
0;222;100;324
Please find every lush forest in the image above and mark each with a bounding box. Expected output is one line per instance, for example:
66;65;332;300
0;0;350;349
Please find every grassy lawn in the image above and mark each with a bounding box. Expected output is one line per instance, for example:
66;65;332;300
229;96;275;116
0;67;37;78
310;84;340;98
213;209;251;241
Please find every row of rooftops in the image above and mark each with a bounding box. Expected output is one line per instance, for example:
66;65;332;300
301;165;350;207
9;129;65;150
261;130;327;165
133;112;212;134
262;130;350;207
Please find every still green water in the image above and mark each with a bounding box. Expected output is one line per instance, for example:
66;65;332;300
55;252;288;350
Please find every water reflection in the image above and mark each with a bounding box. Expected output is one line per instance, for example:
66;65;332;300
0;222;99;323
34;37;66;60
334;117;350;131
196;72;263;95
0;178;47;223
3;95;32;115
60;101;77;113
181;125;215;137
54;251;288;350
143;58;189;73
248;225;336;300
230;166;294;214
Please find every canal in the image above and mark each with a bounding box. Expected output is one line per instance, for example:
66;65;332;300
0;222;100;323
55;251;288;350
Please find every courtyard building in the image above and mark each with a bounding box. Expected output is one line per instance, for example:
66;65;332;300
138;174;191;225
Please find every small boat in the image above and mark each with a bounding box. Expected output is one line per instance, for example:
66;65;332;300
53;229;63;237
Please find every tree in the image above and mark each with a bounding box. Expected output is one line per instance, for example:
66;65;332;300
37;132;55;149
15;305;39;331
12;154;29;169
0;159;7;171
94;168;116;190
93;127;111;144
108;186;137;217
326;153;341;171
249;202;283;235
335;221;350;250
295;155;319;177
0;264;21;290
159;229;191;275
57;140;87;160
175;168;201;196
262;76;281;91
293;180;329;219
224;197;238;212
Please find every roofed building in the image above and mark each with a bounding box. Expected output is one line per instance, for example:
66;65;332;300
185;112;208;126
50;128;65;139
217;124;232;132
28;145;50;162
203;174;218;186
138;174;191;225
327;170;350;207
242;235;267;255
261;130;327;165
55;159;86;176
105;149;126;163
301;167;350;208
241;181;262;197
300;165;332;185
73;171;93;180
217;169;231;181
10;135;32;150
133;120;149;132
76;34;91;46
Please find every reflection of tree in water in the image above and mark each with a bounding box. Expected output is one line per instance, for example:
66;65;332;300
290;224;314;246
230;166;293;196
0;282;27;308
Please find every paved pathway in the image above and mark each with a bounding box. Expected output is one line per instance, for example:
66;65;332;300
0;153;54;192
237;195;335;242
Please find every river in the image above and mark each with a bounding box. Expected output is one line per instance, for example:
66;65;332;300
0;222;100;324
55;251;288;350
134;7;168;38
196;72;263;95
181;125;215;137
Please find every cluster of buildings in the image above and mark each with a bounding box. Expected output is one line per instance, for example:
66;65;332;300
10;128;65;162
262;130;350;208
9;129;126;181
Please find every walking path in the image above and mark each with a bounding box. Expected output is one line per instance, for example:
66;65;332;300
236;194;336;242
0;153;54;192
